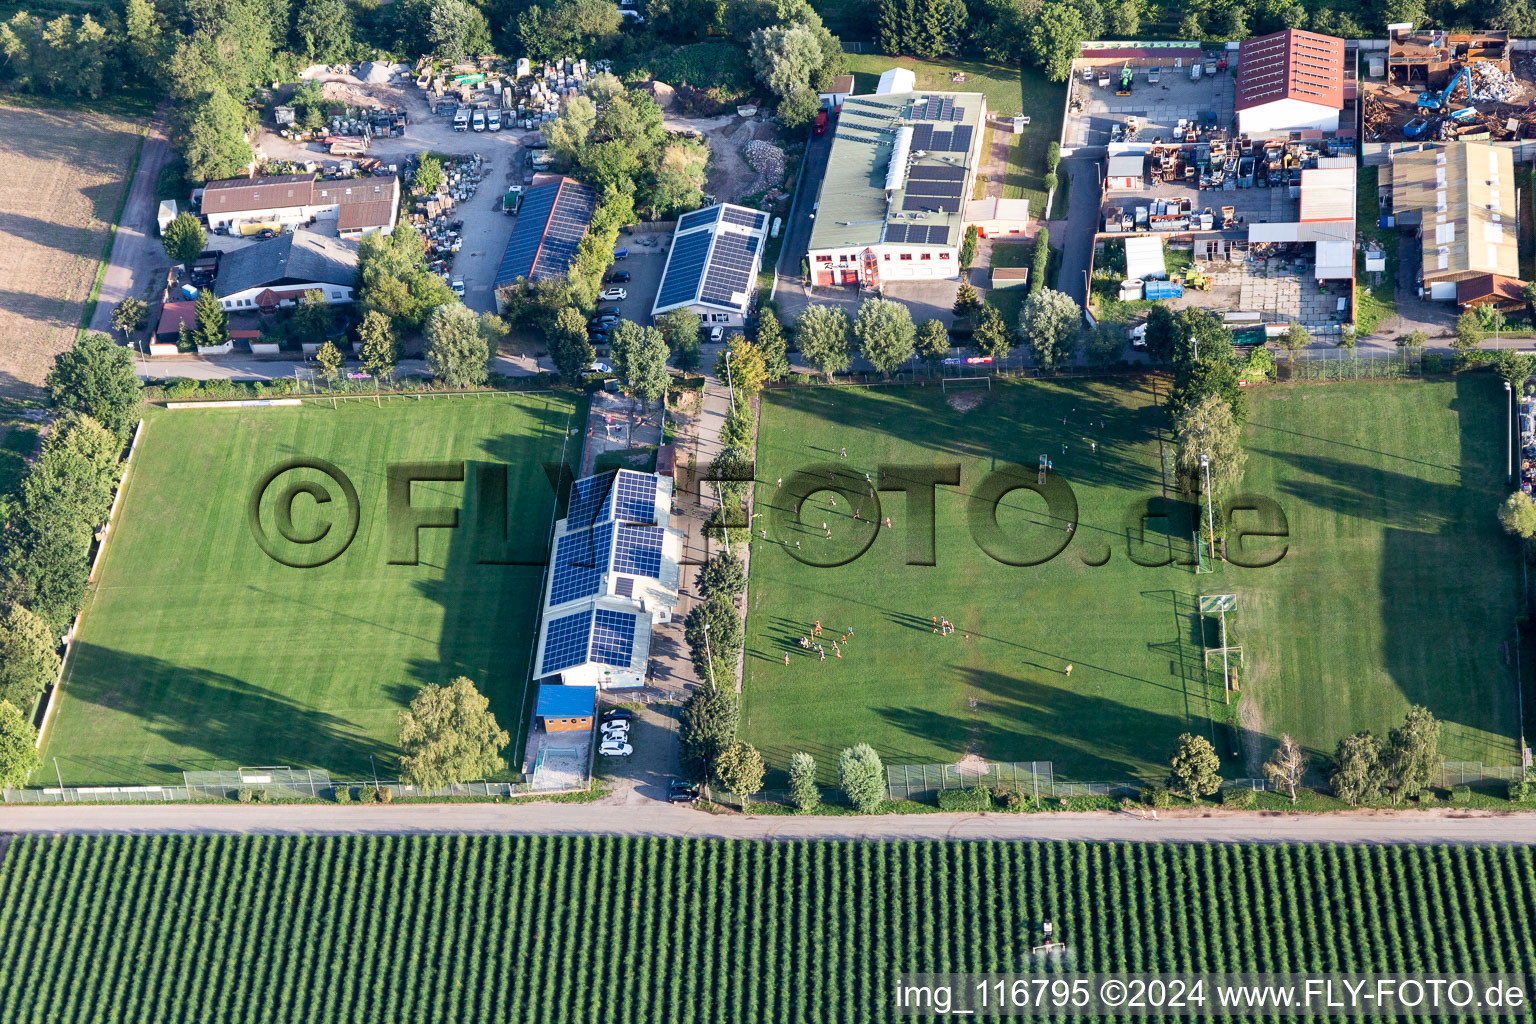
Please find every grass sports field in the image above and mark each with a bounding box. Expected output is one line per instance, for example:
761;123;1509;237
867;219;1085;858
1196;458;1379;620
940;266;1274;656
741;377;1523;784
40;395;583;785
4;834;1535;1023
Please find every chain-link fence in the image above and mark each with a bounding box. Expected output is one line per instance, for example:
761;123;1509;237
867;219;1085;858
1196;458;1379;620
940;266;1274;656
3;767;584;804
1440;761;1523;788
1280;350;1417;381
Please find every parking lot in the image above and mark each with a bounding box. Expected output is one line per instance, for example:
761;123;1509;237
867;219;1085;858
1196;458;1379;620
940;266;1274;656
258;68;532;314
598;229;670;330
1064;61;1237;154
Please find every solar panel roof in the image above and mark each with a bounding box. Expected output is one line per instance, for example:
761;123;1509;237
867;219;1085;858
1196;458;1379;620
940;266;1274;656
950;125;974;153
540;609;594;675
721;207;767;230
566;471;616;529
590;609;638;667
548;522;614;607
612;472;659;524
909;165;966;181
494;178;596;288
656;230;712;308
902;195;961;213
612;524;664;578
677;206;721;232
700;232;758;307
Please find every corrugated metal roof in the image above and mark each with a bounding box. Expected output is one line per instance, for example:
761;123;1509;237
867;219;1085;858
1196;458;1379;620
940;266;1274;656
1236;30;1345;112
1314;240;1353;279
1299;166;1355;222
1393;142;1519;280
1124;236;1165;280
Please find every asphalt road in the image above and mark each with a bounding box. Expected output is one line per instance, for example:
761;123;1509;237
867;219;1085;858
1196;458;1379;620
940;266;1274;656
6;803;1536;843
776;123;831;281
89;102;173;335
1055;158;1102;310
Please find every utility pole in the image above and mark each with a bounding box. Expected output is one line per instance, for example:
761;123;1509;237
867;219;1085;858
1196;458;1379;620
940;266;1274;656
702;622;718;692
1200;452;1216;562
724;348;736;412
1507;380;1514;483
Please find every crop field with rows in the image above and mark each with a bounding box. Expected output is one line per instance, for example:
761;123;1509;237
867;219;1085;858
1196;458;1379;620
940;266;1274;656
2;835;1534;1023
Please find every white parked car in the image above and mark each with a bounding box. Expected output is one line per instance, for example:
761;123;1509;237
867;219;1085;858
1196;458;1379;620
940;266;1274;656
1129;322;1147;349
451;279;466;298
599;741;633;756
708;326;724;343
600;722;629;737
599;287;627;301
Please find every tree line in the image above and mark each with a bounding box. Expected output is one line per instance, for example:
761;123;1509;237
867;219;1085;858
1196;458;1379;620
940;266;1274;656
0;334;145;788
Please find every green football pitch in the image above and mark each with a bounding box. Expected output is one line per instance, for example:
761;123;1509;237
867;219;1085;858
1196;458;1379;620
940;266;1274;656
40;395;583;785
741;376;1524;784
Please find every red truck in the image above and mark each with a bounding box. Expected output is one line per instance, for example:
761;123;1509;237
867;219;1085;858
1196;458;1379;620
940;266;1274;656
814;110;828;135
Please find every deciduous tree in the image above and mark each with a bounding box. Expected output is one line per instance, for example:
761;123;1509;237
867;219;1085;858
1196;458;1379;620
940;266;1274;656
1173;392;1246;497
916;318;950;364
313;340;343;377
1263;733;1307;804
717;336;768;397
294;290;332;345
696;550;746;601
788;751;820;811
356;310;398;380
1331;731;1387;806
853;298;916;377
425;303;490;388
0;604;59;709
1388;705;1440;799
398;676;510;789
679;685;739;780
1168;732;1220;798
838;742;885;813
714;741;765;805
1018;288;1079;370
656;308;702;370
0;699;39;789
178;86;252;183
45;333;141;439
550;306;595;382
795;304;851;381
753;308;789;380
1498;492;1536;540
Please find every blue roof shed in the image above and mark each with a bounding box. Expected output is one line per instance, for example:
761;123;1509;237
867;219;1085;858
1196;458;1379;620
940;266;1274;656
536;684;597;720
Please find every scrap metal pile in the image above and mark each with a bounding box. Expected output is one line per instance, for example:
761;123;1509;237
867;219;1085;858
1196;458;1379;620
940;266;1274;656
405;153;485;279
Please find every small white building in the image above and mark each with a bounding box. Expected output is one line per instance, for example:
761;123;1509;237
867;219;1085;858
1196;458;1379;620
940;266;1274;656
963;197;1030;238
532;470;682;690
157;199;178;236
1235;29;1346;135
652;203;769;329
1105;154;1145;191
876;67;917;95
202;174;400;237
820;74;855;107
212;229;358;312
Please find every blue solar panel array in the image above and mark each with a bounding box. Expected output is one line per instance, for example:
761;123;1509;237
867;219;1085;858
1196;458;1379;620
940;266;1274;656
700;232;760;307
493;179;597;288
540;609;594;674
566;471;617;529
722;207;767;230
612;472;659;524
548;522;614;606
677;206;722;232
612;524;664;577
656;230;712;308
590;609;638;667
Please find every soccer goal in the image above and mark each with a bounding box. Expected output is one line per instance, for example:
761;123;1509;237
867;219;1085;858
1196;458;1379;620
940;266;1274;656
941;375;991;392
1198;594;1243;706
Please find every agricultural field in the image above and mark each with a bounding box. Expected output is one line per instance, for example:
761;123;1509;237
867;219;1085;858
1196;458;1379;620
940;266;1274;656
0;102;146;398
844;53;1065;211
741;378;1523;785
39;395;583;785
2;834;1535;1024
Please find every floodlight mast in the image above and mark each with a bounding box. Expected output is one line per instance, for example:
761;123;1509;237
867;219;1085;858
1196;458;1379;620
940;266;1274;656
1199;452;1216;561
1506;380;1513;483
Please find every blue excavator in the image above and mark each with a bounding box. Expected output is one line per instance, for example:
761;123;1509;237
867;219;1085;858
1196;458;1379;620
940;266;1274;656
1416;65;1471;111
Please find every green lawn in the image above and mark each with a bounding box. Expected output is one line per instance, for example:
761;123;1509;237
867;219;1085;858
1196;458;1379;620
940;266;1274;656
1354;165;1397;337
40;395;584;785
742;378;1523;785
845;53;1065;211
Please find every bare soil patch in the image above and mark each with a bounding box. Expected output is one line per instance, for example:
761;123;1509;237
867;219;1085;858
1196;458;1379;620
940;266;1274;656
0;102;144;398
946;390;986;412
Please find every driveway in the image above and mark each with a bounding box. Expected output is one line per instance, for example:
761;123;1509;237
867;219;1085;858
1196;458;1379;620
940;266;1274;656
772;120;832;311
89;102;173;334
593;703;683;805
1054;157;1102;309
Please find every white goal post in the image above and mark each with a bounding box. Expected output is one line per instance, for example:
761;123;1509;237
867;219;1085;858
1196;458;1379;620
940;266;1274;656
941;376;991;391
